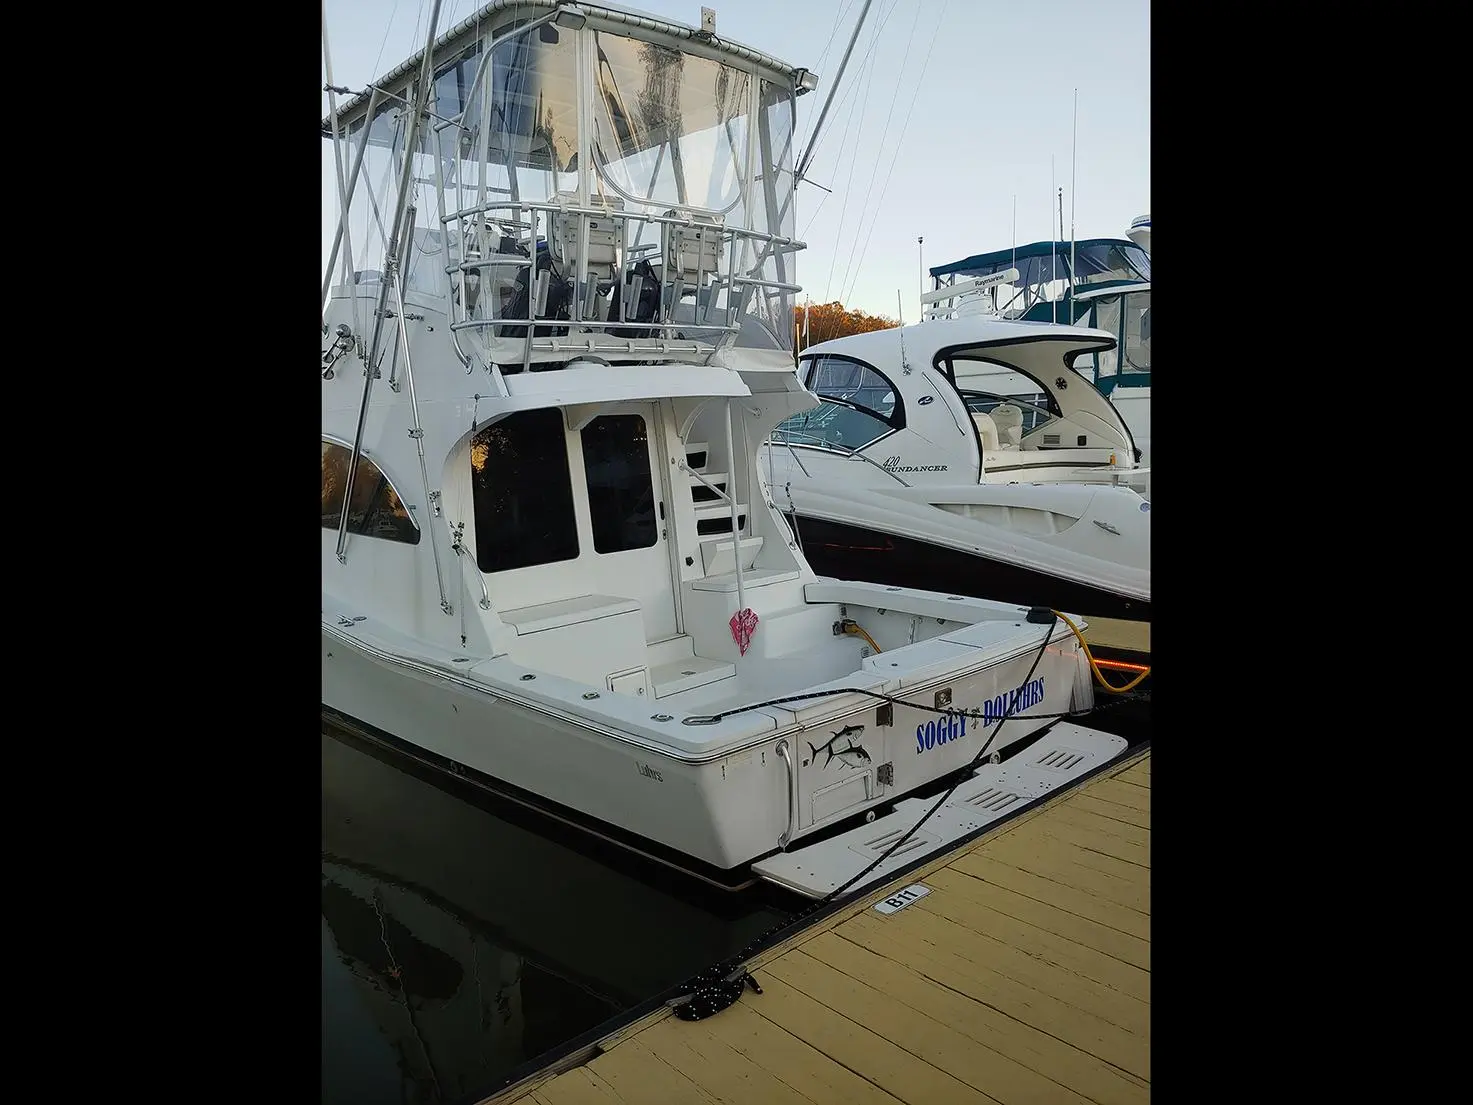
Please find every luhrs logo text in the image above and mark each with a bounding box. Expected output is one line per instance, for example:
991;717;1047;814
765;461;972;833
915;678;1046;754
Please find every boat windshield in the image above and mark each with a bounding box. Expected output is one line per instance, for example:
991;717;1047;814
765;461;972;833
591;35;752;214
1071;290;1151;390
772;354;902;451
929;240;1150;319
323;12;803;366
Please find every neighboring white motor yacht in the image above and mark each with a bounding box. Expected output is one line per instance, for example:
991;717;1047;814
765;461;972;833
1128;214;1151;254
761;316;1150;674
925;236;1151;495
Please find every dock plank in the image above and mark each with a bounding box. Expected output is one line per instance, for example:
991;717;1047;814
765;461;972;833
500;748;1151;1105
1069;793;1151;830
978;830;1148;889
699;1002;906;1105
927;866;1150;971
892;902;1149;1033
1085;778;1150;814
988;816;1151;876
584;1036;724;1104
1000;816;1149;870
768;947;1101;1105
950;852;1149;937
748;972;1000;1105
631;1014;817;1105
1045;805;1152;851
809;930;1149;1105
840;911;1148;1080
913;870;1150;1001
533;1067;626;1105
844;901;1148;1039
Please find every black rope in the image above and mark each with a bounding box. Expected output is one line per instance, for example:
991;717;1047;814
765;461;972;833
670;610;1082;1020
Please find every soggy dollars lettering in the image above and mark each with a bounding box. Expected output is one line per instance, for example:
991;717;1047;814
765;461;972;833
915;678;1046;754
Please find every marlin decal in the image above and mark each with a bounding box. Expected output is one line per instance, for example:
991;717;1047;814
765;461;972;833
807;725;871;770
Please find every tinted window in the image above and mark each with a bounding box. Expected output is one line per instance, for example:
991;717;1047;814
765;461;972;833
776;355;902;451
581;415;657;554
471;408;579;572
321;440;421;544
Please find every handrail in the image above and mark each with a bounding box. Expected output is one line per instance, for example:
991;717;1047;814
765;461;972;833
445;517;491;611
776;739;797;849
678;462;735;506
769;432;911;487
440;198;805;253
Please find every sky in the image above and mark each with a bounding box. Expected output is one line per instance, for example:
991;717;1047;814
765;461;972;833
321;0;1149;321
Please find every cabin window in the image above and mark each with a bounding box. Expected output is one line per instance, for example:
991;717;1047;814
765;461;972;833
774;354;902;451
581;415;658;554
471;408;579;572
1121;291;1151;374
321;440;421;544
942;357;1057;437
1085;296;1120;384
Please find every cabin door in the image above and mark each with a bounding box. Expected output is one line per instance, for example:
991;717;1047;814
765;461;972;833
574;402;680;642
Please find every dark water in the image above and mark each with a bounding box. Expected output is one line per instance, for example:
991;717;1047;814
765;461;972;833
322;693;1149;1105
320;721;797;1105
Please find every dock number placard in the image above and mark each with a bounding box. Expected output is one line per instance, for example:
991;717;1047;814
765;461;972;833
873;884;931;915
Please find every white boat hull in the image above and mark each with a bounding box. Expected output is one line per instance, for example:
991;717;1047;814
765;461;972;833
322;614;1083;873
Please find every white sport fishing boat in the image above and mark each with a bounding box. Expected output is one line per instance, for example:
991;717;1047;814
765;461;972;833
320;0;1127;897
761;316;1150;675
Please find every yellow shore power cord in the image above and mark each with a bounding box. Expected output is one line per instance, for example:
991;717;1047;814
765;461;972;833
1052;609;1150;693
842;610;1150;695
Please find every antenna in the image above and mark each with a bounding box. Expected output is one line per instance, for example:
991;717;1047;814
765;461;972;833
898;302;912;374
897;288;904;326
917;235;925;302
1050;156;1057;324
1070;87;1078;303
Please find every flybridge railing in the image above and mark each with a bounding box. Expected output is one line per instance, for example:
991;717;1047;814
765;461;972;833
437;197;804;375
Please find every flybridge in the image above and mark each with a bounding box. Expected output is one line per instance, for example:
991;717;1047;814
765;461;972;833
321;1;817;137
321;0;820;379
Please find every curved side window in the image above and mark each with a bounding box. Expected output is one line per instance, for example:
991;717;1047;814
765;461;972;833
775;354;903;451
322;440;421;545
941;356;1058;438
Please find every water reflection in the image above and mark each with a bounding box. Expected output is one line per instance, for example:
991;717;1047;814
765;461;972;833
321;719;794;1105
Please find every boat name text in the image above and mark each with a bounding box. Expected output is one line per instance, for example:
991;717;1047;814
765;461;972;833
883;456;949;474
915;678;1046;754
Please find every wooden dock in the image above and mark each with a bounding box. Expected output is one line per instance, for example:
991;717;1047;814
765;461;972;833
490;747;1151;1105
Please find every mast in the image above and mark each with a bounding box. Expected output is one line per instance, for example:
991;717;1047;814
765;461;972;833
1050;157;1057;324
1057;188;1064;320
1069;87;1078;303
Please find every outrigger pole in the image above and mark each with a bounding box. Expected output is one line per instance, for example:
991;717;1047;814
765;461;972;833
335;0;446;564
